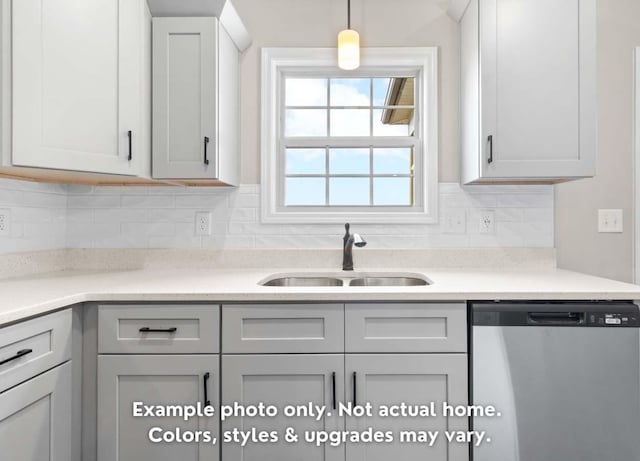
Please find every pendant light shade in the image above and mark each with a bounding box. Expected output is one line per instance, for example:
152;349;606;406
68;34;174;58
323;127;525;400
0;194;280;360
338;29;360;70
338;0;360;70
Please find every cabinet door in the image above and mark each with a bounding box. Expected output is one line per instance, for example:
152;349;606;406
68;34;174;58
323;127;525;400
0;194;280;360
346;354;468;461
12;0;147;175
480;0;596;178
97;355;219;461
0;362;72;461
153;18;217;179
222;355;345;461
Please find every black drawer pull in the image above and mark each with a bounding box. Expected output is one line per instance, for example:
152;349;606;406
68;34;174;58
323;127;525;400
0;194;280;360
204;136;210;165
0;348;33;366
332;372;337;410
127;130;133;161
139;327;177;333
352;371;357;407
203;372;211;406
487;135;493;164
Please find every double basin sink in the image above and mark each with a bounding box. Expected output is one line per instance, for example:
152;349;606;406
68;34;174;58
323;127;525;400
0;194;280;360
260;273;430;287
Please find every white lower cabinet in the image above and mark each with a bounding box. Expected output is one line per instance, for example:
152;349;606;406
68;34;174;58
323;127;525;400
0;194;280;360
92;303;469;461
222;353;468;461
97;355;219;461
222;354;345;461
345;354;468;461
0;361;72;461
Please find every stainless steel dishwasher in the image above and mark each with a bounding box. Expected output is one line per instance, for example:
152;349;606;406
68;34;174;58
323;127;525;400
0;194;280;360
471;301;640;461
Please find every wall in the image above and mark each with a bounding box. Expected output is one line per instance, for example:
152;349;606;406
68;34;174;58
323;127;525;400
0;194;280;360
0;0;556;256
556;0;640;283
233;0;460;183
63;183;553;250
0;179;66;254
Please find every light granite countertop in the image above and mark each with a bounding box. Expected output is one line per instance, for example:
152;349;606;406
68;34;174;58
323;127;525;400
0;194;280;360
0;266;639;326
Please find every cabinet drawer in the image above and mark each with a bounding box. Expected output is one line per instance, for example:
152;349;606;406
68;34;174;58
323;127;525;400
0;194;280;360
0;309;72;392
346;303;466;353
98;305;220;354
222;304;344;353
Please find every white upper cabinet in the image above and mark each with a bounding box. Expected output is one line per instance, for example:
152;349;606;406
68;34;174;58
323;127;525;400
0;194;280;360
152;18;218;180
152;14;247;185
459;0;596;184
11;0;151;177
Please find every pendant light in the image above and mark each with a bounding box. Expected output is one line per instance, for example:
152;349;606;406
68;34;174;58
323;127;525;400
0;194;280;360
338;0;360;70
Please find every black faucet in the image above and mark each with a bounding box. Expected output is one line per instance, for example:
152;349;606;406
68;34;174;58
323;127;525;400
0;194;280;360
342;223;367;271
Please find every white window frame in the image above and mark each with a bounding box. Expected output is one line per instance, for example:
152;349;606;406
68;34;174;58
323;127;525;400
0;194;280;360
260;47;439;224
635;47;640;283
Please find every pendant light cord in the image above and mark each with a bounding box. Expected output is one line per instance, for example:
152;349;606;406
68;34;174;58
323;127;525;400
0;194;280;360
347;0;351;29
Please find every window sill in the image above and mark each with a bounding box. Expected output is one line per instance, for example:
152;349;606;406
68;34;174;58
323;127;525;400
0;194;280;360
260;209;439;224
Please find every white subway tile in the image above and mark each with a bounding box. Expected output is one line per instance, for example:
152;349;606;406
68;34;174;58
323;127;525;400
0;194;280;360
228;193;259;208
68;194;120;209
121;222;175;237
0;179;555;253
146;209;194;223
494;208;524;222
175;195;227;209
94;208;147;223
121;195;176;209
496;194;553;208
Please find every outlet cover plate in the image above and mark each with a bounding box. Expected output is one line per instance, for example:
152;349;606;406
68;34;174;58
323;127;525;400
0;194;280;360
479;210;495;234
598;209;623;233
0;209;10;237
195;211;212;236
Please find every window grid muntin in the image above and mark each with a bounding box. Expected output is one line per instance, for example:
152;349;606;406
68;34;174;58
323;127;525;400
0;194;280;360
283;145;415;207
281;73;418;209
283;76;416;139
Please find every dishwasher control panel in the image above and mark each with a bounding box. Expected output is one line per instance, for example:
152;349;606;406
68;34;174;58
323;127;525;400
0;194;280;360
472;301;640;327
587;312;640;327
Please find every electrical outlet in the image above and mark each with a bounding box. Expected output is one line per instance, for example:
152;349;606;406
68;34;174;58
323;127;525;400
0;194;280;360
479;210;495;234
0;209;10;237
442;210;466;234
195;212;212;236
598;209;623;233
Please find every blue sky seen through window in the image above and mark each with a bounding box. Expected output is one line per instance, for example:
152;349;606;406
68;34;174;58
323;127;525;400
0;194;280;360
284;77;415;207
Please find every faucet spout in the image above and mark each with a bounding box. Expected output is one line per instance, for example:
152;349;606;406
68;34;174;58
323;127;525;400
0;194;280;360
342;223;367;271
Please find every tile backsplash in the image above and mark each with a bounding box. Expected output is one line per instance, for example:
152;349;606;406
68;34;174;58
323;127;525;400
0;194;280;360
0;179;67;254
65;182;553;250
0;179;554;254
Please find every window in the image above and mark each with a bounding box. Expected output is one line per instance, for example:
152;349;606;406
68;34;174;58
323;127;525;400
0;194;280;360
261;48;438;223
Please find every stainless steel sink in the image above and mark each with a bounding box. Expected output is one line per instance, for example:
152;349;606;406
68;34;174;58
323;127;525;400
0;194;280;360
348;276;429;286
261;277;344;287
259;273;431;287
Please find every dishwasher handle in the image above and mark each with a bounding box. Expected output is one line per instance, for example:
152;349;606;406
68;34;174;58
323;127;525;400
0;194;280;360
528;312;584;325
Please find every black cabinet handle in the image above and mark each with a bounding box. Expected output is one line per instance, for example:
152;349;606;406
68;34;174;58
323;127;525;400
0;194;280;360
332;372;337;410
128;130;132;161
352;371;357;407
203;372;211;406
204;136;210;165
139;327;177;333
0;348;33;366
487;135;493;164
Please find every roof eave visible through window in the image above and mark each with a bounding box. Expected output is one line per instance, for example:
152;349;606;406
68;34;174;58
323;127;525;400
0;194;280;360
381;77;414;126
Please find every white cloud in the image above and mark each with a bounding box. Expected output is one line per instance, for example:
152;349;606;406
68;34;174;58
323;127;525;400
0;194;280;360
330;80;370;106
285;109;327;137
285;79;327;106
